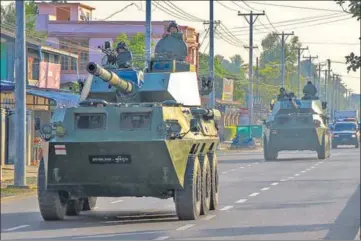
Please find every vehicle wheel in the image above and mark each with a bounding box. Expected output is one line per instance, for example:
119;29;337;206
199;154;211;216
317;134;327;159
208;152;219;211
263;137;278;161
82;197;97;211
66;199;82;216
37;158;67;221
174;155;202;220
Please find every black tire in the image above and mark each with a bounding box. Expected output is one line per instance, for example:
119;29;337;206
37;158;67;221
82;197;97;211
199;154;211;216
208;152;219;211
66;199;82;216
332;143;337;149
317;134;329;159
174;155;202;220
263;137;278;161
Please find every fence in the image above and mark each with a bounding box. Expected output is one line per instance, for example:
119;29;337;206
223;125;264;142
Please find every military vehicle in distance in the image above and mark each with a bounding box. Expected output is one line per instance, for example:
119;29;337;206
263;87;331;161
37;31;220;221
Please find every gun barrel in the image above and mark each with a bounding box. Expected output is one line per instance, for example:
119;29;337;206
87;62;133;93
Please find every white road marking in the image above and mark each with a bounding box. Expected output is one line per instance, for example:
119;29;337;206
271;182;279;186
176;224;195;231
261;187;270;191
221;171;227;174
220;206;233;211
110;200;123;204
235;199;248;203
239;166;244;169
288;177;294;179
153;236;169;240
280;179;287;182
3;225;30;232
247;164;252;167
294;174;300;176
230;169;236;172
201;214;216;220
301;171;306;173
310;166;315;169
249;192;260;197
74;234;118;239
93;206;98;210
255;162;259;164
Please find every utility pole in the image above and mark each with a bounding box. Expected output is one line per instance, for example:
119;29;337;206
238;10;265;138
296;46;308;98
331;74;339;120
326;59;331;106
145;0;151;69
13;0;27;187
208;0;215;108
256;57;259;97
275;31;294;87
316;63;326;99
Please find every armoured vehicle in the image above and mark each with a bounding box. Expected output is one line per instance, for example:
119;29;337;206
263;87;331;160
37;31;220;221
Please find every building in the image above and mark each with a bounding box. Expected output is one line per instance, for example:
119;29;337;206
34;1;200;86
0;26;78;89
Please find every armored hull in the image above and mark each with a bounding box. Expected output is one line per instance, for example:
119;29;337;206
263;98;331;160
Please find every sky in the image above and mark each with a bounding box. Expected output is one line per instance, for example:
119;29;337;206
2;1;360;94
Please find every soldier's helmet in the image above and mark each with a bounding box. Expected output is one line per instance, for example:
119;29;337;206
167;21;179;33
116;41;129;52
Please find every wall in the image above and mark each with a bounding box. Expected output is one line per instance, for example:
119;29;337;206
0;43;7;80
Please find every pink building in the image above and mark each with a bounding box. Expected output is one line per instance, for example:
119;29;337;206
35;2;199;87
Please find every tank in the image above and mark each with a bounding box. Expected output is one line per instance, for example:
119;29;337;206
262;88;331;161
37;32;220;222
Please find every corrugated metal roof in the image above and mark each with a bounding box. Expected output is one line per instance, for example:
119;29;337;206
27;89;80;108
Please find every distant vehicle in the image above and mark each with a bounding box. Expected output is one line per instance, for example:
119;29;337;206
334;110;358;122
331;121;360;148
263;88;331;160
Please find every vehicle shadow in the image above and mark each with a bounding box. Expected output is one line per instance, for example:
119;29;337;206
1;209;180;233
264;157;316;162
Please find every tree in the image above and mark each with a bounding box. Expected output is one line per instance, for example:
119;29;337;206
335;0;361;72
0;2;46;40
113;32;154;69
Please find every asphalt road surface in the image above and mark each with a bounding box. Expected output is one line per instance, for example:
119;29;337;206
1;147;360;240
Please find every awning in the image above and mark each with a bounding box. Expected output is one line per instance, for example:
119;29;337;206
27;89;80;108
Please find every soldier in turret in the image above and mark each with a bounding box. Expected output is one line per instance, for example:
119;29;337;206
163;21;180;38
115;41;133;69
277;87;288;100
303;81;317;99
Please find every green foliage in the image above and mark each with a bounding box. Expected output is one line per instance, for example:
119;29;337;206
335;0;361;72
113;32;154;69
0;2;47;41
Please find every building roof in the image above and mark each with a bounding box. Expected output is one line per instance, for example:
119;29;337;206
0;26;77;59
35;2;96;10
1;81;80;108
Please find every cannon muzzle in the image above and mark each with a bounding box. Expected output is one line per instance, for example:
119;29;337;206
86;62;133;94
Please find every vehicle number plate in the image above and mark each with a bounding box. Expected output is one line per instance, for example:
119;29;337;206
89;155;131;164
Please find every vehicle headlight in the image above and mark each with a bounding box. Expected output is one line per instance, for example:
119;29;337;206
352;134;356;138
55;122;66;137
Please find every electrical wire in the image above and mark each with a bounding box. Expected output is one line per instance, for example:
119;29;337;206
215;1;239;12
244;1;345;13
152;1;203;22
162;1;205;22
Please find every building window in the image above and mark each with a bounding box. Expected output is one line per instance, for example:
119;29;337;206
54;55;59;64
61;55;68;71
43;53;49;62
32;58;39;80
59;38;88;72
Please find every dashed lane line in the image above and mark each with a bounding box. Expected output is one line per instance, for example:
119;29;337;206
301;171;306;173
294;173;300;176
176;224;195;231
261;187;270;191
153;236;169;240
280;179;287;182
249;192;260;197
271;182;279;186
220;206;234;211
3;225;30;232
201;214;216;221
110;200;123;204
235;199;248;203
221;171;228;174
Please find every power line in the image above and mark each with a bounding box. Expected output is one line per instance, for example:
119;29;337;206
244;1;346;13
230;12;344;30
215;1;238;12
161;1;205;22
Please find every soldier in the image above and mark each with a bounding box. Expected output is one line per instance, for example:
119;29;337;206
115;41;133;68
277;87;288;100
303;81;317;98
163;21;179;38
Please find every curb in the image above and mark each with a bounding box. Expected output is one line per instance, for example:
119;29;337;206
1;190;37;203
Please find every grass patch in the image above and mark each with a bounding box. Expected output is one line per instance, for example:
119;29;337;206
1;176;37;199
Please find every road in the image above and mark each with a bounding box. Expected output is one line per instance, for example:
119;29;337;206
1;147;360;240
